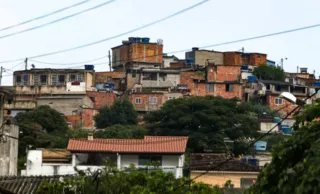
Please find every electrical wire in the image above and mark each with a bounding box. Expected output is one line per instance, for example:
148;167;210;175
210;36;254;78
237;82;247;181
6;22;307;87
0;0;118;40
2;21;320;66
0;0;92;32
25;0;210;59
29;55;107;65
170;93;318;191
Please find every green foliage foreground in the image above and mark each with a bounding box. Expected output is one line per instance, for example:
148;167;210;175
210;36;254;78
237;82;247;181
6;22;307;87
246;101;320;193
37;163;229;194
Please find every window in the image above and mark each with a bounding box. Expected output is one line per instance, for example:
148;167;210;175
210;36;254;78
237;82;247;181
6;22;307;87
206;84;214;92
275;98;283;105
149;97;157;104
70;74;84;82
266;123;272;129
34;75;47;85
132;70;136;78
135;98;141;104
138;156;162;166
52;75;66;85
226;84;234;92
16;75;29;86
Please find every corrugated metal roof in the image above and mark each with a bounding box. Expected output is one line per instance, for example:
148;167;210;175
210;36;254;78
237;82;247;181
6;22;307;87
0;176;73;194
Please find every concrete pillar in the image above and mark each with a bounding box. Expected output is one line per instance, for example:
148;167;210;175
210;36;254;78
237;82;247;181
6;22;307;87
117;153;121;170
176;154;184;178
72;154;76;167
157;73;160;87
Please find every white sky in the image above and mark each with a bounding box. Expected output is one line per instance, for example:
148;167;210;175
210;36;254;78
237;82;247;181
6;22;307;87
0;0;319;85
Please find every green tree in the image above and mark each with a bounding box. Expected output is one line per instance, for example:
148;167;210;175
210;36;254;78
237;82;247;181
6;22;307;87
16;105;68;133
95;124;148;139
253;65;285;81
94;99;138;128
246;101;320;194
37;162;227;194
144;96;261;155
15;105;69;170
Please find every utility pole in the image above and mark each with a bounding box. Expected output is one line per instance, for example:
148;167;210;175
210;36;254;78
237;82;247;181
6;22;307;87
108;50;111;72
0;66;3;86
24;58;28;70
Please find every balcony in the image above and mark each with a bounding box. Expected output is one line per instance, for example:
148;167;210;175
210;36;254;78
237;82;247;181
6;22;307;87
141;80;176;88
4;101;36;110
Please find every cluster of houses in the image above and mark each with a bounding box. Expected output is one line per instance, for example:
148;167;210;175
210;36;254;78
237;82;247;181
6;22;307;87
0;37;319;193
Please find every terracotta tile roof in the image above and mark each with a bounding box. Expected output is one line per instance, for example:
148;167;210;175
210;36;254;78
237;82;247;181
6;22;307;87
67;136;188;153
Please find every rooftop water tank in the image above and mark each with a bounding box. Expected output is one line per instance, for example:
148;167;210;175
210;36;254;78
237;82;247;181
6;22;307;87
142;37;150;43
273;117;281;123
135;37;142;42
254;141;267;151
96;84;104;89
85;65;94;70
248;76;257;82
104;82;115;89
128;37;135;42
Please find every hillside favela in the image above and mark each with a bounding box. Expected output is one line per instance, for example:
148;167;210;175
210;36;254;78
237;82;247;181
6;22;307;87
0;0;319;193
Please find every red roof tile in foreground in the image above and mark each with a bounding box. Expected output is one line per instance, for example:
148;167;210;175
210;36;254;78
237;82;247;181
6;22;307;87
67;136;188;153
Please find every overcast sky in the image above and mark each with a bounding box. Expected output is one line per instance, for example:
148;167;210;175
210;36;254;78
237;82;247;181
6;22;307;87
0;0;319;85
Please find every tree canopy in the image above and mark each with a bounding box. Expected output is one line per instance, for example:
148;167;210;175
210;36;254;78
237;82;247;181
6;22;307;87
246;100;320;193
94;99;138;128
37;162;229;194
94;124;148;139
15;105;69;169
144;96;266;155
253;65;285;81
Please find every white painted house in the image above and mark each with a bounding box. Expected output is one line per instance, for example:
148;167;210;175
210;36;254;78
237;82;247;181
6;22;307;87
21;136;188;178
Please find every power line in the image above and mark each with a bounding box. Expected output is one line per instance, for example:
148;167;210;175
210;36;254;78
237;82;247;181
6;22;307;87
1;21;320;65
0;0;118;40
171;93;318;191
29;55;107;65
0;0;92;32
25;0;210;59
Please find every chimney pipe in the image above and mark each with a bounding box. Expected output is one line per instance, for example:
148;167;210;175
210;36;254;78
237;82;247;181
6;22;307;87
88;133;93;141
297;66;299;73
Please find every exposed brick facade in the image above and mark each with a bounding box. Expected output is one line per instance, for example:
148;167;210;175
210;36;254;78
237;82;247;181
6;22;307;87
112;42;163;68
129;93;164;112
215;83;242;99
86;91;116;109
223;52;267;66
207;65;241;82
268;95;299;117
81;108;97;129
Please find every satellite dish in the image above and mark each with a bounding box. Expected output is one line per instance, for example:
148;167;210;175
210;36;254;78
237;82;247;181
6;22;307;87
31;64;35;69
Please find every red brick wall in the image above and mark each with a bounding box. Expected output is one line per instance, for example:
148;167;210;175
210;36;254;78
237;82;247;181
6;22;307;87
86;91;116;109
223;52;267;66
250;54;267;66
129;93;164;111
130;43;163;63
268;95;298;117
81;108;97;129
224;52;241;65
180;72;205;95
66;115;81;127
170;62;185;68
215;83;242;99
207;66;241;82
95;72;126;84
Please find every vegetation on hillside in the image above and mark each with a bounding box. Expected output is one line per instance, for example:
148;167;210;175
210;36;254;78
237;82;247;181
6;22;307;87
37;161;230;194
246;100;320;193
94;99;138;128
253;65;285;81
